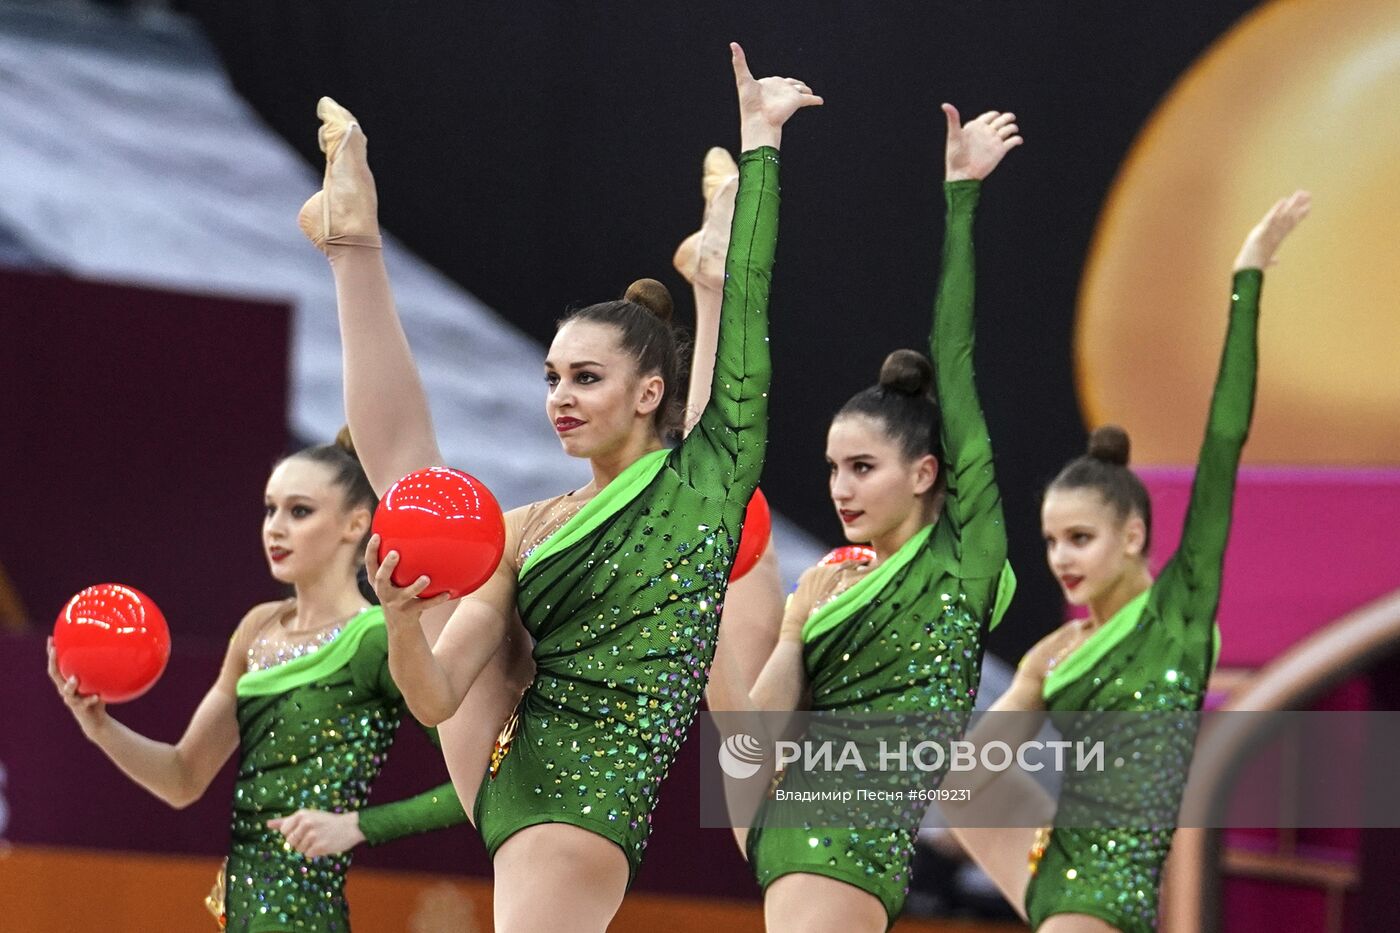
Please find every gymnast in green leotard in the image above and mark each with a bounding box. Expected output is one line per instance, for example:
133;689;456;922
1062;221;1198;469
299;44;821;932
47;431;468;932
732;104;1022;933
956;190;1312;933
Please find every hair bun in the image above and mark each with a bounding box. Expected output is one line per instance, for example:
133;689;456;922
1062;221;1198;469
878;349;933;397
1087;425;1131;466
334;425;359;458
624;278;674;323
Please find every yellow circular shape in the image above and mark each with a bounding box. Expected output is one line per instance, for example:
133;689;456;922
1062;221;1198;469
1078;0;1400;465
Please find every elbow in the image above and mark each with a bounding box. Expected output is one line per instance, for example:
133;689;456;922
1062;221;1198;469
407;699;452;729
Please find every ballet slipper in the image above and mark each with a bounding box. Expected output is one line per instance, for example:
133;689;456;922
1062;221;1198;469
672;147;738;289
701;146;738;202
297;96;383;251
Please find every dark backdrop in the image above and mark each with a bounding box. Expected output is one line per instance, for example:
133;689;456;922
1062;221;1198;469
175;0;1261;660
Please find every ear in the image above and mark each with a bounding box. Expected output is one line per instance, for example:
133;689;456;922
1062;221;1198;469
1122;513;1147;558
634;373;665;418
344;505;372;544
911;453;939;496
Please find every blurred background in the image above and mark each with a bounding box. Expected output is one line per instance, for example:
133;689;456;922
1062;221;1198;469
2;0;1397;930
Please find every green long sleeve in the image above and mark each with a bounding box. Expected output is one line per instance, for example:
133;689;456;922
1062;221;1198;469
354;633;468;845
931;179;1007;579
357;723;468;846
1156;268;1261;625
678;146;778;505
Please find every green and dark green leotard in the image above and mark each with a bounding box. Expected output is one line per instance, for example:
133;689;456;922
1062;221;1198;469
228;607;467;932
1024;270;1263;933
473;147;779;880
748;179;1015;925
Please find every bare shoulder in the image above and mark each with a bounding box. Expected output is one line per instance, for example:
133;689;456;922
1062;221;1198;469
1019;620;1082;678
233;599;291;643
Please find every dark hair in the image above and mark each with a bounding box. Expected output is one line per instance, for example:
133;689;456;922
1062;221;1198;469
284;427;379;600
1047;424;1153;551
560;278;690;442
287;426;378;515
835;349;944;470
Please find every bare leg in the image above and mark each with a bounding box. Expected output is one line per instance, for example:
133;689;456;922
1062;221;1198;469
707;542;783;711
492;823;629;933
764;873;886;933
1040;914;1121;932
433;614;535;826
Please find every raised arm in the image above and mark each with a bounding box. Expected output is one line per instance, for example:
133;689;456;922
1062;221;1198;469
367;503;525;726
678;44;821;497
929;105;1021;577
298;98;444;494
1162;191;1311;620
45;604;268;809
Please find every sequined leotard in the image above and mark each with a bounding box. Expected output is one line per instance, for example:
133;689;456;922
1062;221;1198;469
747;180;1014;925
228;606;467;931
473;147;779;881
1023;270;1262;932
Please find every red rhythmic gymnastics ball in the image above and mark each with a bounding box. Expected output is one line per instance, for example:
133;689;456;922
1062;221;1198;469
372;467;506;599
53;584;171;703
818;545;877;567
730;487;772;582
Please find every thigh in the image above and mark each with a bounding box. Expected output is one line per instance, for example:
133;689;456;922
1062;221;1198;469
705;543;782;712
436;616;535;825
764;872;887;933
1039;914;1122;932
492;823;629;933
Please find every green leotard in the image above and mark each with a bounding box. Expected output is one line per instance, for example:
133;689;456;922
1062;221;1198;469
473;147;779;881
1024;270;1263;932
228;607;467;932
748;180;1015;925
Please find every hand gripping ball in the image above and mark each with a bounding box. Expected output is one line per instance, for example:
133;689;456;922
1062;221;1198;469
729;487;772;582
53;584;171;703
371;467;506;599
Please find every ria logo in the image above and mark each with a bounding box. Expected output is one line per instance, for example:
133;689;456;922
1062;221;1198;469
718;733;765;779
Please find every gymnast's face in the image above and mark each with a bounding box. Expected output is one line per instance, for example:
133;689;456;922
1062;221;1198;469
1041;487;1146;608
545;320;664;462
263;458;369;585
826;414;938;552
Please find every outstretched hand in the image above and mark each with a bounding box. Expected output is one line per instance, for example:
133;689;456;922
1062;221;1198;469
732;42;823;151
943;105;1023;182
1233;190;1311;271
365;534;453;628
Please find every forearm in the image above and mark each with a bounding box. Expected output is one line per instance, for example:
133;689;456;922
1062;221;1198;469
359;779;467;845
327;246;443;493
385;615;466;726
85;719;205;809
749;639;806;713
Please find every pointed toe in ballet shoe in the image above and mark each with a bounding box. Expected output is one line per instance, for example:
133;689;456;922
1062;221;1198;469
674;149;739;286
673;230;702;282
297;96;383;252
701;146;738;201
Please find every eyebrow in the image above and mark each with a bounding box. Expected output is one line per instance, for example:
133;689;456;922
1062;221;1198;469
265;494;318;503
544;359;607;370
827;454;878;463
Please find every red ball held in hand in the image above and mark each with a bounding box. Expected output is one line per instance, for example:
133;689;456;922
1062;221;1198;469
53;584;171;703
372;467;506;599
730;487;772;582
818;544;877;567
